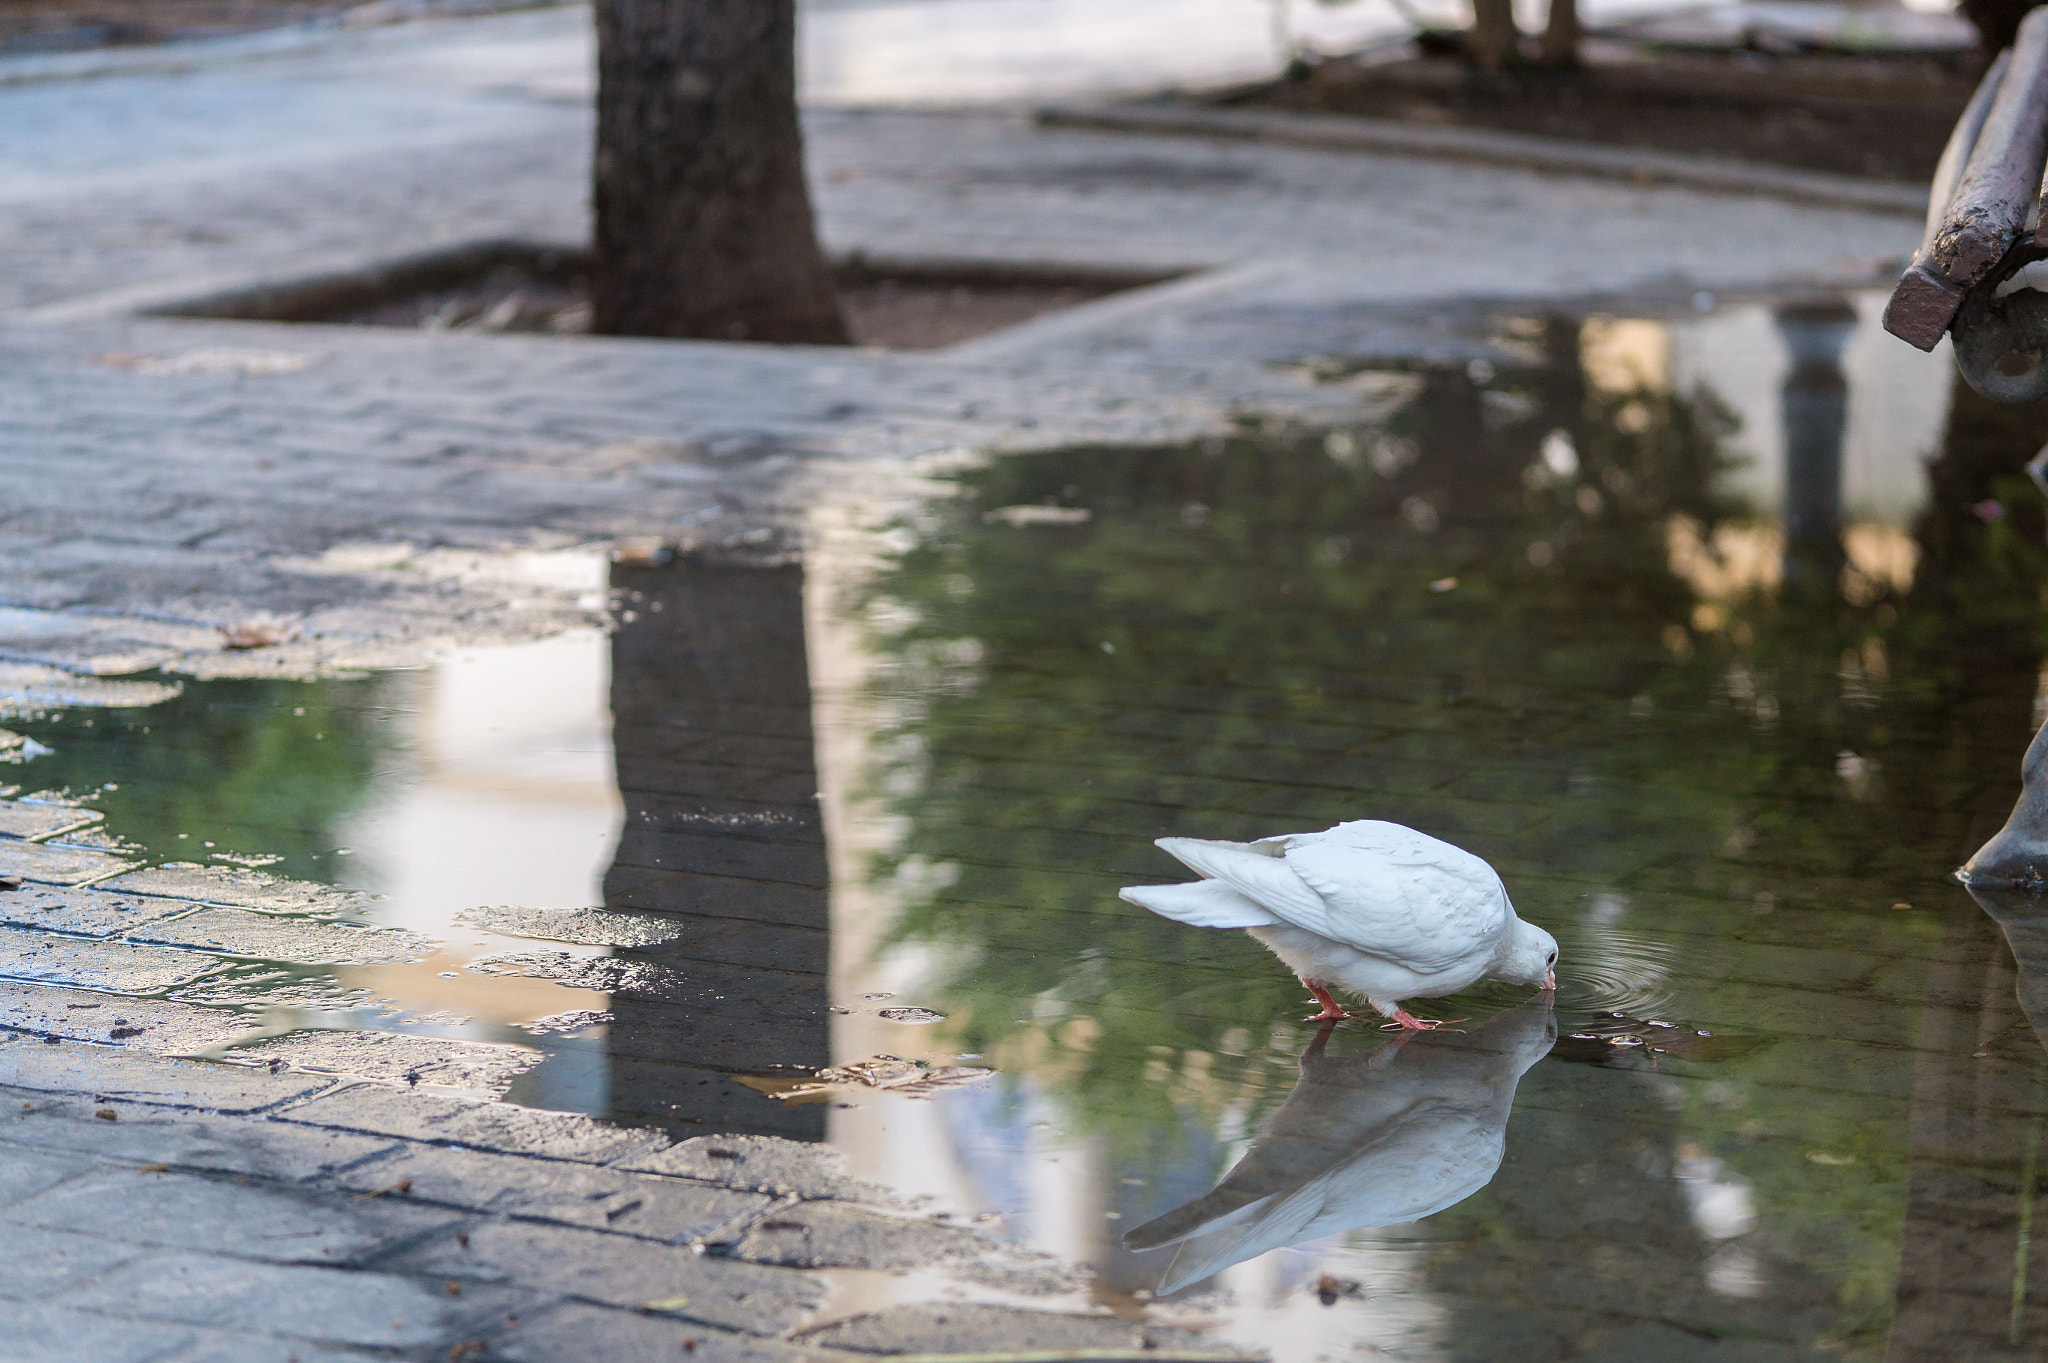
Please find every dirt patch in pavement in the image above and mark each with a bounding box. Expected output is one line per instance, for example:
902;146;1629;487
1221;49;1980;183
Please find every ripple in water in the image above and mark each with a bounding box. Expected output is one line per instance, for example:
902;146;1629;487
1551;921;1681;1018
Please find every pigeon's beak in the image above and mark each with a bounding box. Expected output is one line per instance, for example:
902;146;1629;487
1544;970;1556;991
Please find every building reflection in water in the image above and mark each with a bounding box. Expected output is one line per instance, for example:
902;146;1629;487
601;558;831;1142
1775;298;1855;587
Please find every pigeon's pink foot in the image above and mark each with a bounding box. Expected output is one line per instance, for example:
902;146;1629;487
1300;979;1351;1022
1378;1007;1463;1031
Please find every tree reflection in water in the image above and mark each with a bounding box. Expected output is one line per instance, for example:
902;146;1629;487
833;308;2048;1355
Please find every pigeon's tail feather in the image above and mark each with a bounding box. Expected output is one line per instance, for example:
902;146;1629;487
1155;835;1284;876
1122;1185;1270;1251
1156;837;1328;929
1121;880;1280;929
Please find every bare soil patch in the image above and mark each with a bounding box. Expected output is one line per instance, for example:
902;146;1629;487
156;243;1176;351
1221;48;1982;182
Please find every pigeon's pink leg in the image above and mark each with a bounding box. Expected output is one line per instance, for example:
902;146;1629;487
1300;1016;1343;1067
1300;979;1351;1021
1372;1000;1461;1030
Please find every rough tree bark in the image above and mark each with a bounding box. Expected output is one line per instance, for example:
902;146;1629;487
1539;0;1579;68
1468;0;1519;73
591;0;849;343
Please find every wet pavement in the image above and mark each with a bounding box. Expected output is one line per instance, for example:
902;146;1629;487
0;3;2026;1357
12;283;2048;1358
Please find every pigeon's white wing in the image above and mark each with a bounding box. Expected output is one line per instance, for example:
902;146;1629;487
1120;880;1280;929
1281;821;1509;971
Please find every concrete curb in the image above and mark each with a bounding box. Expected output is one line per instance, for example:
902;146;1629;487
1036;101;1929;218
0;0;569;87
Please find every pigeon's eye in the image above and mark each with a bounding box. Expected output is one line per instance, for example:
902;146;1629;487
1546;951;1556;965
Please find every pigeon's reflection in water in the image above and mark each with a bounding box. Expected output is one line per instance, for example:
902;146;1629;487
1123;997;1556;1295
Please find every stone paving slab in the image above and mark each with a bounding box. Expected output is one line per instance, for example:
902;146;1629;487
2;1301;196;1363
231;1029;540;1094
799;1302;1223;1354
728;1201;987;1270
0;883;198;936
0;799;102;841
0;1142;98;1205
51;1252;522;1349
278;1083;666;1163
0;1224;142;1299
102;863;368;916
1;1092;397;1183
0;1048;1173;1361
0;838;139;886
123;905;434;964
0;1037;332;1111
457;902;690;947
0;982;253;1050
2;1164;451;1264
0;925;225;992
616;1134;889;1203
518;1304;828;1363
397;1218;820;1333
329;1140;767;1241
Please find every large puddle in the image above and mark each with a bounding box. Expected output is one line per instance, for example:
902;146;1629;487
10;288;2048;1358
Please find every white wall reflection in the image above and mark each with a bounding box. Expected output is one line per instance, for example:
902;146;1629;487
1666;289;1954;528
336;596;625;1077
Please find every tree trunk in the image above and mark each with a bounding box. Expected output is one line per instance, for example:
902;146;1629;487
1539;0;1578;68
1468;0;1519;73
591;0;849;344
1960;0;2039;54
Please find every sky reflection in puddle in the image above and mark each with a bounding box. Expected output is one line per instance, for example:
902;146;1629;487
10;290;2048;1357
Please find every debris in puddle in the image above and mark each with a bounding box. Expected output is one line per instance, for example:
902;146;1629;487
738;1053;994;1103
877;1006;947;1024
611;537;672;566
354;1178;414;1200
456;904;686;948
983;504;1092;526
0;877;18;892
219;622;291;650
93;1108;115;1121
208;850;284;868
466;950;667;993
1551;1013;1759;1064
527;1008;612;1035
1315;1275;1365;1305
642;1295;692;1313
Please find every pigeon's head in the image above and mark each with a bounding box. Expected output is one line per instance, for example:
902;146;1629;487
1494;918;1559;991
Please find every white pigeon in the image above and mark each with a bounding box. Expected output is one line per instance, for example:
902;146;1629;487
1123;997;1556;1294
1120;819;1556;1028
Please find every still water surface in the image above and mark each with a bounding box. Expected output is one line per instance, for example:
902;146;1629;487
9;292;2048;1359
